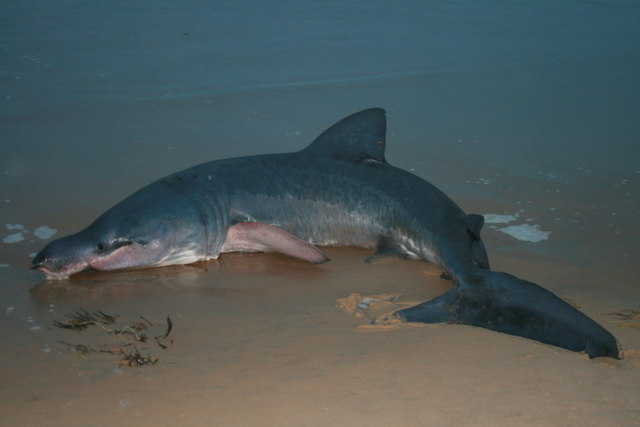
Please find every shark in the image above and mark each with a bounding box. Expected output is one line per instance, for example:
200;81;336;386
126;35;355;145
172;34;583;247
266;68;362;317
32;108;621;358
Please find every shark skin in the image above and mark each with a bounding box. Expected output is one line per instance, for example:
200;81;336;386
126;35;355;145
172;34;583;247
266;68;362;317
32;108;621;359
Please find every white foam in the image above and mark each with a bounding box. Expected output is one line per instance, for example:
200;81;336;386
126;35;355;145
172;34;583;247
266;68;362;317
483;213;519;224
498;224;551;242
3;233;24;243
5;224;25;230
34;226;57;240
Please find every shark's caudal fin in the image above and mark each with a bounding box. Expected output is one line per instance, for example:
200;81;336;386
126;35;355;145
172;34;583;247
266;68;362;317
395;269;621;359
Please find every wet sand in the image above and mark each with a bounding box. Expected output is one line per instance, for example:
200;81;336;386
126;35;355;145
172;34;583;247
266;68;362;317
2;1;639;425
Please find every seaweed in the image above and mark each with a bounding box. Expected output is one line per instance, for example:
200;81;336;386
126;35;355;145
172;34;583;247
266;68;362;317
604;307;640;329
101;345;158;367
605;308;640;321
58;342;95;354
51;308;118;330
154;316;174;349
52;309;173;367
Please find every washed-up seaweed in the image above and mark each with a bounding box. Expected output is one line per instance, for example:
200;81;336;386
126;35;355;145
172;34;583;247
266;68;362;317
101;345;158;367
53;310;173;366
154;316;174;349
51;308;118;330
58;342;95;355
605;307;640;329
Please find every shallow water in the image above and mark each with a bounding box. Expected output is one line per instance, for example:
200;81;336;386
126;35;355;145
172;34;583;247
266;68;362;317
2;1;640;425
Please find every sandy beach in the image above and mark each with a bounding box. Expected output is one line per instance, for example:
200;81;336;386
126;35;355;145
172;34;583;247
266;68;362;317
1;1;639;425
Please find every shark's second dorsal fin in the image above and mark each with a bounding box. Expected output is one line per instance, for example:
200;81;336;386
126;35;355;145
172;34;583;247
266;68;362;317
302;108;387;163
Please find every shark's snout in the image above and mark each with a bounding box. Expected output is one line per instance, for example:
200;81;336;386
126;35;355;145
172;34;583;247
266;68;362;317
31;238;91;280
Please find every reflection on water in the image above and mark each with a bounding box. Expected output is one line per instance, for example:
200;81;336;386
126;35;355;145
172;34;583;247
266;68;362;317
28;253;331;305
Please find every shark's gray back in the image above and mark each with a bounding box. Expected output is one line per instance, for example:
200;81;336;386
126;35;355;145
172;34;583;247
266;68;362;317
159;109;476;274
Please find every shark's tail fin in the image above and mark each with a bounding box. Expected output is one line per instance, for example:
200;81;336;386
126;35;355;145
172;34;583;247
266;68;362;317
395;269;621;359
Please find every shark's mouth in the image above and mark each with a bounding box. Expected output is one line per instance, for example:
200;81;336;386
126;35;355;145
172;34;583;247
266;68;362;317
32;262;87;280
32;245;144;279
88;244;147;271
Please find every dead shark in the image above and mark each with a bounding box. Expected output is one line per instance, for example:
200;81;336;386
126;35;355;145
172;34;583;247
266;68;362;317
32;108;621;359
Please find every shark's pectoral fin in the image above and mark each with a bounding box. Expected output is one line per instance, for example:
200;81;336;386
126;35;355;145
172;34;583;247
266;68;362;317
395;270;621;359
221;222;329;264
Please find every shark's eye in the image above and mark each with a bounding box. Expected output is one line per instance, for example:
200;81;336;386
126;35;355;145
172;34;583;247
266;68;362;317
96;243;105;252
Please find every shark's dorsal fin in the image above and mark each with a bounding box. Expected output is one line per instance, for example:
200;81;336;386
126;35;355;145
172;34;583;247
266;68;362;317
302;108;387;163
